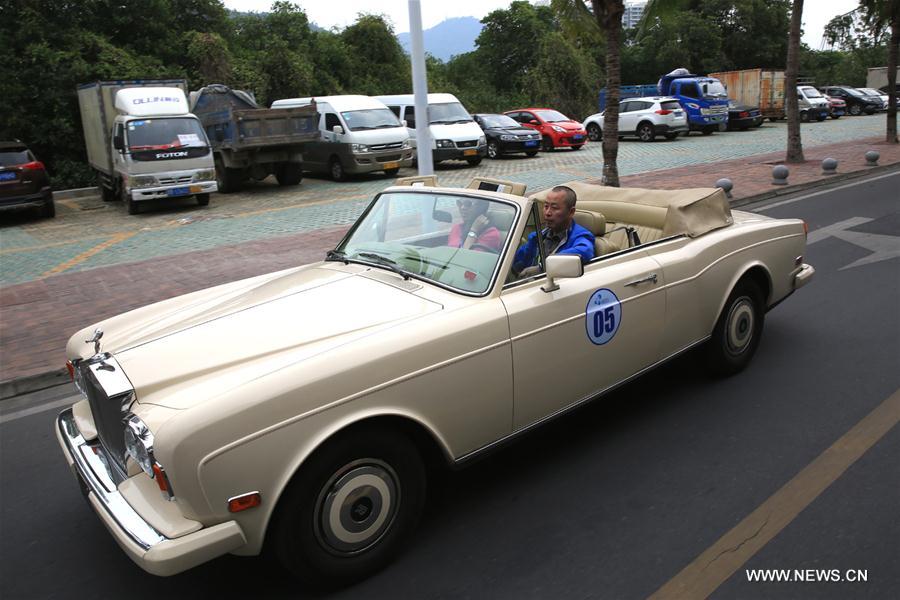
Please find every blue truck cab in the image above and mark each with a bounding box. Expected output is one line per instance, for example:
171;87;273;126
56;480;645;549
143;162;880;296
657;69;729;135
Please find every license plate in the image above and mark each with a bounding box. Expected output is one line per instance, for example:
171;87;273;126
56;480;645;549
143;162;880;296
525;140;539;147
189;185;202;193
383;161;399;170
463;149;477;156
167;187;189;197
572;135;584;140
0;171;16;182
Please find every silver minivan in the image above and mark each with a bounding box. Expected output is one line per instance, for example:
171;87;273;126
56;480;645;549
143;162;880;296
271;95;414;181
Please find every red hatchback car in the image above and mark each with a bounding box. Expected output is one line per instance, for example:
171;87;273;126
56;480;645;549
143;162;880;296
504;108;587;151
0;140;55;218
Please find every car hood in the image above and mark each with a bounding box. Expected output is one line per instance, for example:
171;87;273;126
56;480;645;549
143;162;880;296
548;121;584;131
68;265;443;409
484;126;537;136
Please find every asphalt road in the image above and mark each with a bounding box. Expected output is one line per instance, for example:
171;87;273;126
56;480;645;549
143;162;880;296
1;171;897;599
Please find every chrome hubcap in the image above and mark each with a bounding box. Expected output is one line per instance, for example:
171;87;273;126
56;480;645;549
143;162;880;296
488;143;497;158
315;459;399;555
725;296;755;356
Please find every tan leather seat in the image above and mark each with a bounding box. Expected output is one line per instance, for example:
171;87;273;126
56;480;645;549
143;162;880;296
573;209;620;257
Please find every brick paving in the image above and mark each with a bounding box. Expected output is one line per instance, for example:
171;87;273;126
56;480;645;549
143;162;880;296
0;113;898;388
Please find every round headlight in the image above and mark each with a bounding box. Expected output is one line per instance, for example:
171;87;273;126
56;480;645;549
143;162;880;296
124;413;155;476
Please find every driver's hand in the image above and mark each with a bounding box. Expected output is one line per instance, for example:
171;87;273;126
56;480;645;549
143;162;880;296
471;214;489;234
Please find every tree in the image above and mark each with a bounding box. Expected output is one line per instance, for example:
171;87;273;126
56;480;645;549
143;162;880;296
340;15;410;94
785;0;804;163
859;0;899;143
528;31;602;119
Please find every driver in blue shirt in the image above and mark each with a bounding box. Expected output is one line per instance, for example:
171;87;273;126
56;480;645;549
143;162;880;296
513;185;595;277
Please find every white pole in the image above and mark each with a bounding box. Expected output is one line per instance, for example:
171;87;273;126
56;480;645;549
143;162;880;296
408;0;433;175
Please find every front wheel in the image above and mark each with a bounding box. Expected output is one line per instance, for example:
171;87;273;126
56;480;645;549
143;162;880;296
525;150;538;157
466;156;482;166
706;279;765;376
270;428;426;588
541;136;553;152
587;123;602;141
848;104;861;116
384;167;400;177
276;162;303;186
487;141;500;159
195;193;210;206
330;157;347;182
701;126;715;136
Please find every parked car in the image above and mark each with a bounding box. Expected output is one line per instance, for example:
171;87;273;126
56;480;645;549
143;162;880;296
504;108;587;150
472;113;542;158
857;87;889;110
796;86;830;121
0;140;55;218
725;101;763;130
819;86;882;116
582;96;688;142
57;175;815;587
824;94;846;119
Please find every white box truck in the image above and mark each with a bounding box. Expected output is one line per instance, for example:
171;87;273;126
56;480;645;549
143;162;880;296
77;80;217;214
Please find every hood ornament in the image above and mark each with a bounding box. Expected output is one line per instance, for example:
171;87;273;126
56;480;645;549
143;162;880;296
86;328;103;355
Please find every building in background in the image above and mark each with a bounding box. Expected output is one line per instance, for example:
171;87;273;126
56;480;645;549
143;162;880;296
623;1;647;29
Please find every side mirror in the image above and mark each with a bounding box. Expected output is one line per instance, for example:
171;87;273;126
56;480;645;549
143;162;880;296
401;119;408;127
529;119;539;125
432;209;452;223
113;135;124;150
542;255;583;292
333;125;344;135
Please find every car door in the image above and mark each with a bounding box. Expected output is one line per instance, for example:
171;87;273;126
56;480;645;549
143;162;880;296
618;101;638;133
500;205;667;430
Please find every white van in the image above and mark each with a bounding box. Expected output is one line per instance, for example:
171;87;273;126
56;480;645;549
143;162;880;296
375;93;486;166
271;95;413;181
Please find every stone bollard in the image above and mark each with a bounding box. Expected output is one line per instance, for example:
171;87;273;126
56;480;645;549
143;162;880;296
715;178;733;199
772;165;789;185
821;157;838;175
865;150;879;166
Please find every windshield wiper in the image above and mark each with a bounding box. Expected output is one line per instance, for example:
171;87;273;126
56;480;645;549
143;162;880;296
325;249;348;264
356;252;412;280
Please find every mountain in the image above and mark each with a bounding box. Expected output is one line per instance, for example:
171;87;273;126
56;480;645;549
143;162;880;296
397;17;482;62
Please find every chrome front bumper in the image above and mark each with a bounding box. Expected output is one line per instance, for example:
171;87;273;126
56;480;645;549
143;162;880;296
793;263;815;289
128;180;217;202
56;408;245;576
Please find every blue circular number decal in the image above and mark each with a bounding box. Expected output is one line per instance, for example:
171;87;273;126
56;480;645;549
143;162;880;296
586;288;621;345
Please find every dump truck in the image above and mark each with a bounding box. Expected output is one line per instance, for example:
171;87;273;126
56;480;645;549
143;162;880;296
189;85;319;193
77;79;217;214
708;69;785;120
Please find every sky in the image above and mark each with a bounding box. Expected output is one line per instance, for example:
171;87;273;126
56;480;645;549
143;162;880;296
222;0;862;49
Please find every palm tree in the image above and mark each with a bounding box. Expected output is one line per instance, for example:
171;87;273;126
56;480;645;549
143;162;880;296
553;1;625;186
860;0;899;143
785;0;805;162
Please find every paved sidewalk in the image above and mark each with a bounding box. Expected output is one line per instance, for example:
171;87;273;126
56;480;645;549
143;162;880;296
1;134;898;396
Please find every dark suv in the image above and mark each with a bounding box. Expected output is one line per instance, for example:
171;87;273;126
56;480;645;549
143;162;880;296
0;141;55;218
819;86;882;116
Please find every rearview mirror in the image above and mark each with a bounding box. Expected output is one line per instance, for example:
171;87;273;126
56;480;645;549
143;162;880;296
542;255;583;292
432;209;452;223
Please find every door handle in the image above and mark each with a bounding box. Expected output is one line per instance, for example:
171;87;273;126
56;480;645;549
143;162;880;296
625;273;658;286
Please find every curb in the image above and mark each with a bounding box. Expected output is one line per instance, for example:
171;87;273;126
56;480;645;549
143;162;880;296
729;162;899;209
2;163;897;402
1;368;70;401
54;186;99;200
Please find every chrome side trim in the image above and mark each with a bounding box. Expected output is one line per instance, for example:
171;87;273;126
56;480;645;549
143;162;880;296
58;408;166;551
453;335;712;465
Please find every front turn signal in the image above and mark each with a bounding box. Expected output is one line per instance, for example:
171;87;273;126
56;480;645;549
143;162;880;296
228;492;262;513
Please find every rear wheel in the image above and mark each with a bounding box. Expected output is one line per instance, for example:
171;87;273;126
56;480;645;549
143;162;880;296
330;157;347;182
276;162;303;186
41;198;55;218
587;123;602;141
270;428;426;588
215;157;242;193
706;279;765;376
637;122;656;142
101;182;116;202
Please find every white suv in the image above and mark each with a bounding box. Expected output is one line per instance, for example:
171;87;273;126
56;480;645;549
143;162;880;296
582;96;689;142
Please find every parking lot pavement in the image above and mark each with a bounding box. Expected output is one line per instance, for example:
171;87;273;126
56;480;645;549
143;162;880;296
0;114;897;389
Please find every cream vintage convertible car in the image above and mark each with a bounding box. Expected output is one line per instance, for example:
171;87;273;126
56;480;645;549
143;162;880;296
56;176;814;585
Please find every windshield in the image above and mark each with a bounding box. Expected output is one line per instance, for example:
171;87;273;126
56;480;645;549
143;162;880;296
479;114;520;128
845;88;865;97
703;81;728;97
340;108;401;131
533;109;570;123
336;191;518;294
800;87;823;98
126;118;207;150
428;102;472;124
860;88;881;96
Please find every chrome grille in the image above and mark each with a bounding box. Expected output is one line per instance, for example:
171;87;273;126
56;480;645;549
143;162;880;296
456;140;478;148
157;175;193;185
370;142;403;151
75;356;135;480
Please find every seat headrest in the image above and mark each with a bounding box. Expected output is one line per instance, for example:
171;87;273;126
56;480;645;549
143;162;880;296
574;209;606;236
486;208;515;232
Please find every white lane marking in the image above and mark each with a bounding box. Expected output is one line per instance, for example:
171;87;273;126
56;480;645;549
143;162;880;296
805;215;900;270
0;396;78;425
755;170;900;211
807;217;873;244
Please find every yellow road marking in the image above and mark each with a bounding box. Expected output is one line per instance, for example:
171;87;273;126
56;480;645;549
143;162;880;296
649;387;900;600
41;231;137;278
